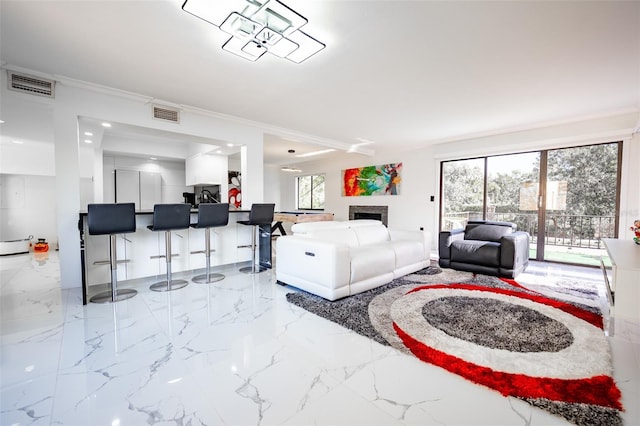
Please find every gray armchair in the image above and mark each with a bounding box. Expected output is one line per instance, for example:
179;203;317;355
439;220;530;278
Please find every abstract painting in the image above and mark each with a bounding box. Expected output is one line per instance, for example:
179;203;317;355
342;163;402;196
228;171;241;209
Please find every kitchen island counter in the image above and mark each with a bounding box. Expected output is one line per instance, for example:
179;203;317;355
79;208;250;215
78;208;269;304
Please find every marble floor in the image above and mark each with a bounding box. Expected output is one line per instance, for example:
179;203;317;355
1;252;638;426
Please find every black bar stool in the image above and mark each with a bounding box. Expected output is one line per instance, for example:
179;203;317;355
190;203;229;283
238;203;275;274
148;203;192;292
87;203;137;303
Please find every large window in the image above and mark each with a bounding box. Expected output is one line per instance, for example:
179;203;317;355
440;142;621;266
297;174;325;210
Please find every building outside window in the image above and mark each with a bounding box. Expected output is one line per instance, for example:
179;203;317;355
297;174;325;210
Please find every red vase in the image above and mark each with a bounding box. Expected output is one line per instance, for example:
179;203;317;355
33;238;49;252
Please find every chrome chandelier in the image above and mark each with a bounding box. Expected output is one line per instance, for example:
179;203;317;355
182;0;325;63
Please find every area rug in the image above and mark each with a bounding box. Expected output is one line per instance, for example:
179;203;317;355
285;267;623;426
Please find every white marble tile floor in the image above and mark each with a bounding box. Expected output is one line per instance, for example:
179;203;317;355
1;252;638;425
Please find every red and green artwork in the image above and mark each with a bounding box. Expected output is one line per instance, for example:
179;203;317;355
342;163;402;196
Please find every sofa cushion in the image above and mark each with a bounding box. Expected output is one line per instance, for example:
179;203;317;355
291;221;348;234
385;240;425;268
464;223;514;242
349;245;395;283
451;240;501;266
346;219;383;228
352;224;390;246
291;219;382;234
302;229;360;248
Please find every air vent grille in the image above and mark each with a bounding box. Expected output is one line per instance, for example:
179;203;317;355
9;72;55;97
153;106;180;123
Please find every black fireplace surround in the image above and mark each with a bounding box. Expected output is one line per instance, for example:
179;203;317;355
348;205;388;226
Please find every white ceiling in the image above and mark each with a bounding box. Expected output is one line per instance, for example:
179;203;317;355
1;0;639;164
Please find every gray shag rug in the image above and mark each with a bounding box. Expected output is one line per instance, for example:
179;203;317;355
285;266;623;426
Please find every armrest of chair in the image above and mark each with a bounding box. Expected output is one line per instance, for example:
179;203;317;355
438;228;465;263
275;236;351;288
500;231;530;269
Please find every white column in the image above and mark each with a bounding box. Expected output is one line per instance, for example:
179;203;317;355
619;134;640;238
240;133;265;206
53;103;82;289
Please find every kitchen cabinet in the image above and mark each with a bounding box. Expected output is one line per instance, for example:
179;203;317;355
602;239;640;327
115;169;140;208
140;171;162;210
185;153;227;186
115;169;161;209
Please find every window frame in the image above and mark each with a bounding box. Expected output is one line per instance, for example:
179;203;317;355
296;173;326;211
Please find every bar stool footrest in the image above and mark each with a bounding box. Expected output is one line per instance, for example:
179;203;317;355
93;259;131;265
150;254;180;260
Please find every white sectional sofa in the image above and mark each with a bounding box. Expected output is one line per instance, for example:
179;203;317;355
275;220;431;301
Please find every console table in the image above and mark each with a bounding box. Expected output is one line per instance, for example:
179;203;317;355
271;211;334;236
602;239;640;328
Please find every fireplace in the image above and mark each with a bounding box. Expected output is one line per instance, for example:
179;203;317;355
348;205;388;226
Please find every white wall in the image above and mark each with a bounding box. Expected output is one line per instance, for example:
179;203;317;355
0;174;57;245
0;95;55;176
0;141;55;176
263;164;281;210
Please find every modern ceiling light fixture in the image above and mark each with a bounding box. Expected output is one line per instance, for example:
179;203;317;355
182;0;325;63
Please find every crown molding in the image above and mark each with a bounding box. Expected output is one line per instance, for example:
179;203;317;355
2;63;365;154
180;104;374;155
430;108;640;146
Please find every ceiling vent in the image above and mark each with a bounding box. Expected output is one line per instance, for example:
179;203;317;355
152;105;180;123
8;72;55;98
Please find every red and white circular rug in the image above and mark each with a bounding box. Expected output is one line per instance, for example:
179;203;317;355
287;269;624;426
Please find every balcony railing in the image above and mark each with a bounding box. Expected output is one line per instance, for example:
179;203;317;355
442;212;616;250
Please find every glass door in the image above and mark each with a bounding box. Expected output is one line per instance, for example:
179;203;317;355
542;143;620;265
440;142;621;266
486;152;541;259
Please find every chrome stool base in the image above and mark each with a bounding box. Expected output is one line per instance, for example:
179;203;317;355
240;265;268;274
192;273;225;283
150;280;189;292
90;288;137;304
